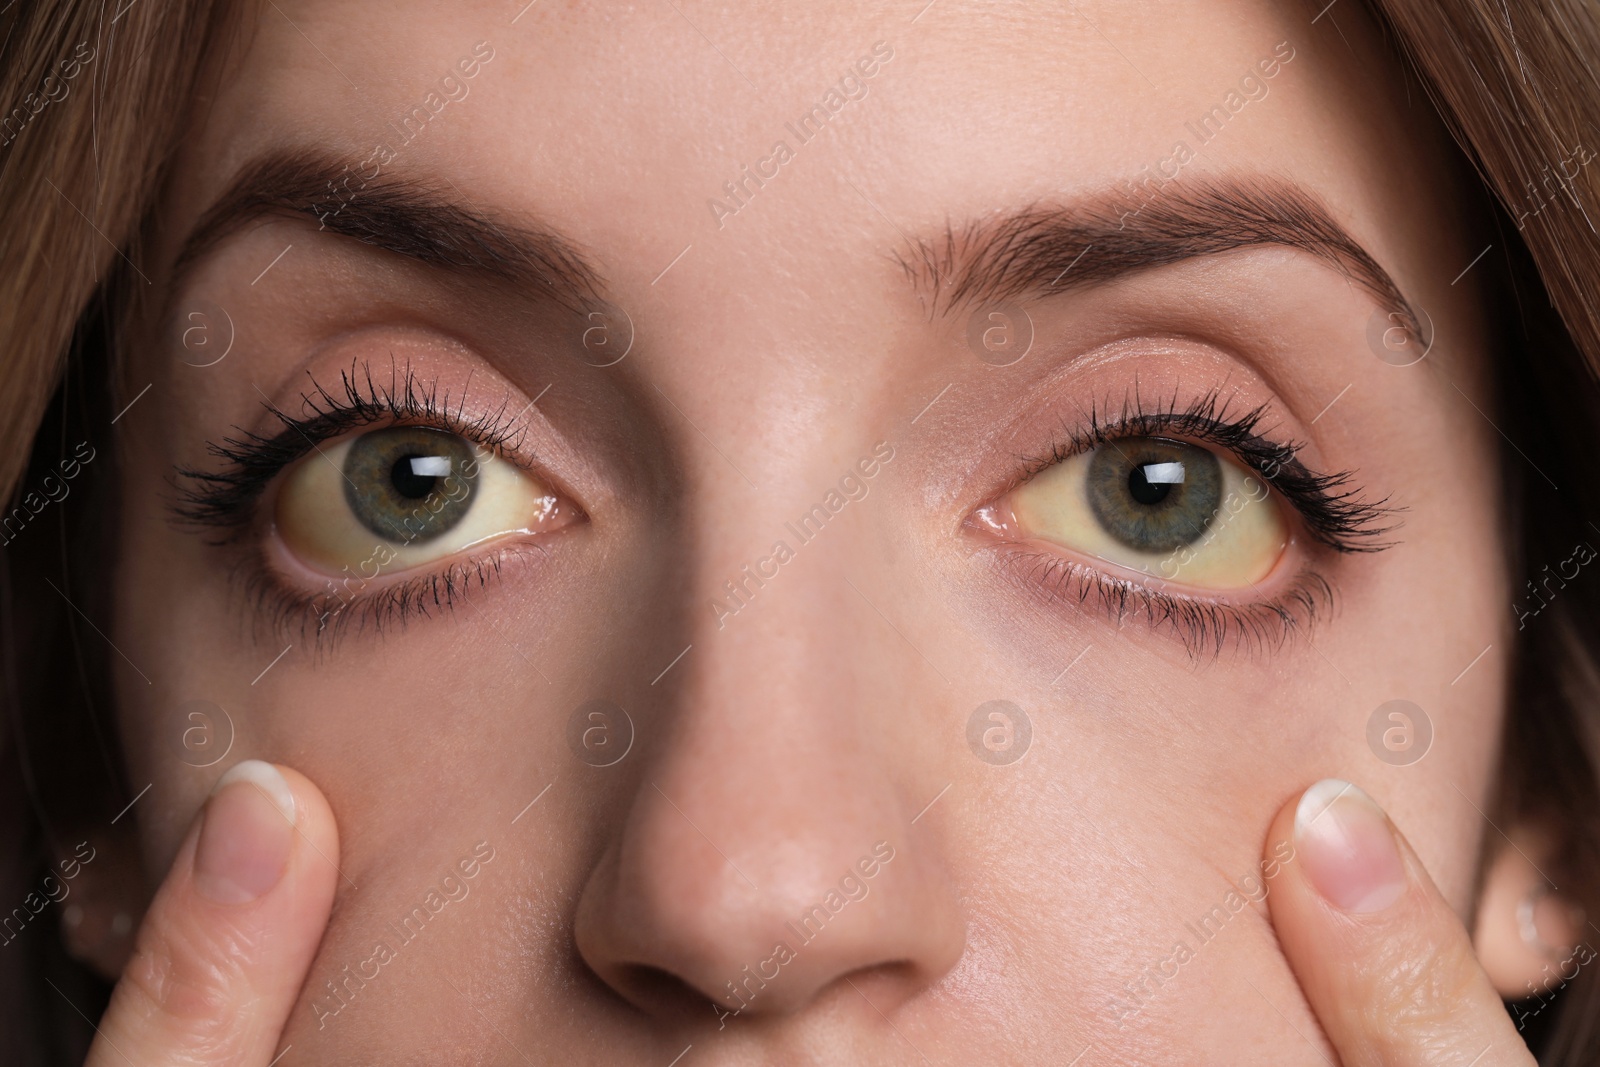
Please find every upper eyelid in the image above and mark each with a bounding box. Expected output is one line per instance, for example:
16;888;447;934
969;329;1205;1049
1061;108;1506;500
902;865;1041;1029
1003;392;1397;553
173;363;545;534
286;361;537;457
260;398;536;472
1009;398;1294;495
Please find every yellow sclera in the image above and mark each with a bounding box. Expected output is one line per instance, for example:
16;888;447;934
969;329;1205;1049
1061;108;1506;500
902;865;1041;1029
276;430;561;577
1008;440;1288;589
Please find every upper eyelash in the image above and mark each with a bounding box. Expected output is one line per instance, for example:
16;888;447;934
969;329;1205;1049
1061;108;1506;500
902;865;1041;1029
1016;386;1399;552
172;359;533;540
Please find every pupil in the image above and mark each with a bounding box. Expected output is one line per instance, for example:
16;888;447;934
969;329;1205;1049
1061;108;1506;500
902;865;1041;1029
1128;463;1172;506
390;454;439;500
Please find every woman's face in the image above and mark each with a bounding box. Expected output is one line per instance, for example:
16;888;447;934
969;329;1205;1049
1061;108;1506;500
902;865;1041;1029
110;0;1507;1061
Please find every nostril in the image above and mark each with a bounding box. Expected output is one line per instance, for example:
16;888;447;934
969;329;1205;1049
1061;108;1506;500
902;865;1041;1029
826;959;920;1007
611;963;723;1020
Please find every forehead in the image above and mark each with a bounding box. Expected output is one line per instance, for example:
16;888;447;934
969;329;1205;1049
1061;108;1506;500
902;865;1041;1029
179;0;1441;303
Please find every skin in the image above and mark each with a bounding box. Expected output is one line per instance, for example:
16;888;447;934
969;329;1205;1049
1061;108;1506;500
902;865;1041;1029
86;0;1548;1062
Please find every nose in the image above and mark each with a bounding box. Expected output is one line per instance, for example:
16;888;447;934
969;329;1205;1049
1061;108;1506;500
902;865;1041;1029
573;553;965;1022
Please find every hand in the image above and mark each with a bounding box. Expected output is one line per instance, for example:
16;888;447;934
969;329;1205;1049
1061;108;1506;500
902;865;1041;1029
85;760;338;1067
1266;778;1536;1066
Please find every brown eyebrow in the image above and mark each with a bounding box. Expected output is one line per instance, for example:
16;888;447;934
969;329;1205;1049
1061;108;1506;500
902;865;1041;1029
898;176;1421;334
171;148;606;312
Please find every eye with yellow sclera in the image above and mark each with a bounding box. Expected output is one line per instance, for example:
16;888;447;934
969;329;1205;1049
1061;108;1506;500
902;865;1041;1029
1001;435;1290;590
275;425;573;577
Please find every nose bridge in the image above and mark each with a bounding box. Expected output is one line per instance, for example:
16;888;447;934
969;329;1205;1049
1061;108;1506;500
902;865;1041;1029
657;481;912;900
677;418;909;749
672;530;895;846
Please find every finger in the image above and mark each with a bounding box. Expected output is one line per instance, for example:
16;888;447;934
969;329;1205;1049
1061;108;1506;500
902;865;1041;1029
88;761;339;1067
1265;778;1534;1067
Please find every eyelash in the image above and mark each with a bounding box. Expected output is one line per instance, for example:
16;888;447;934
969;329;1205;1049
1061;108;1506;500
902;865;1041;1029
174;361;546;648
176;361;532;536
177;374;1394;655
993;387;1397;657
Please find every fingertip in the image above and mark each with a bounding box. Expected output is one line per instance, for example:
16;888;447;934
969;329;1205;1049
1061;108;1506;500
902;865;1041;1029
193;764;295;905
215;759;296;823
1265;778;1537;1067
1292;778;1407;915
269;761;340;863
88;761;341;1067
190;760;339;906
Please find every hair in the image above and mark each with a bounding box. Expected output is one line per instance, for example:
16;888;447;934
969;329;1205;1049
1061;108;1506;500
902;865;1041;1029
1362;2;1600;1060
1;0;1599;1061
0;2;232;1060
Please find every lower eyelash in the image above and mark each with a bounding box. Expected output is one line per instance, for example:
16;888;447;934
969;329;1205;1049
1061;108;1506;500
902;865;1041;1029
234;539;550;653
998;547;1336;660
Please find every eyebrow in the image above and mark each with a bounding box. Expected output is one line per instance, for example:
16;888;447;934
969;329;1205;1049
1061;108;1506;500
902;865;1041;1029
178;157;1414;339
171;149;605;312
899;176;1420;333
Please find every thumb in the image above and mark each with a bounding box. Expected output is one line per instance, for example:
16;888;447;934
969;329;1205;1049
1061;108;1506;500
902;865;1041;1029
88;761;339;1067
1265;778;1534;1067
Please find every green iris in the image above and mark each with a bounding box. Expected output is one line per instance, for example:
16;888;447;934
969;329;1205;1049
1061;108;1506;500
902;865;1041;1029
1086;436;1222;553
341;427;478;544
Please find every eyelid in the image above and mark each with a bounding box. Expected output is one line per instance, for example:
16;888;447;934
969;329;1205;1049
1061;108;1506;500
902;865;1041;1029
1002;388;1396;554
174;361;559;539
990;543;1338;659
968;387;1396;656
172;361;582;648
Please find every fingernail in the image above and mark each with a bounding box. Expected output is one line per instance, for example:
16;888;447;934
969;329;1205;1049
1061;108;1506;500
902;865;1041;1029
193;760;296;904
1294;778;1407;914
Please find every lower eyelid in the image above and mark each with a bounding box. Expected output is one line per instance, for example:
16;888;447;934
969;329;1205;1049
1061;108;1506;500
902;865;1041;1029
986;542;1334;658
250;535;559;648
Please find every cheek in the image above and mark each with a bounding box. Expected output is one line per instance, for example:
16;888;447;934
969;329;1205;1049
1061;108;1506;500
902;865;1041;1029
110;428;676;886
113;431;238;877
1327;375;1507;908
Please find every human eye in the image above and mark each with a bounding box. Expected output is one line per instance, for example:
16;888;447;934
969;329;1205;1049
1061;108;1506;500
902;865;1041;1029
175;362;579;642
973;390;1395;653
1008;433;1285;588
276;425;562;572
